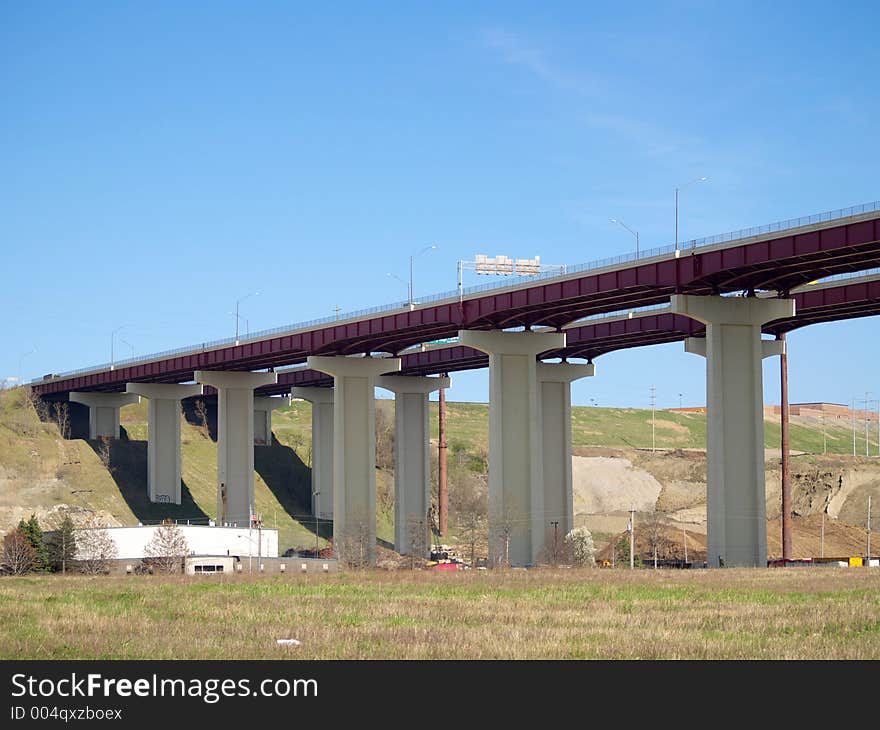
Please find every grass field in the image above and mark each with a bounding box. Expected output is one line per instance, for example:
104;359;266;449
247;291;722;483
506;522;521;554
2;569;879;660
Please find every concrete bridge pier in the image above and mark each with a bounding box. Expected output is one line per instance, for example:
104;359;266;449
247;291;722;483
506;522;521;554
69;391;140;440
125;383;203;504
307;356;401;565
194;370;278;527
673;294;795;568
376;374;451;557
291;386;334;520
537;362;595;549
253;396;285;446
458;329;566;567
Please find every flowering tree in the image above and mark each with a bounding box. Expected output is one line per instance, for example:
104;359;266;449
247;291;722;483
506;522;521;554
564;527;597;567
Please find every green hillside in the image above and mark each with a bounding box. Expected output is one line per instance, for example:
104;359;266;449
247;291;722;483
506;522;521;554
0;386;869;555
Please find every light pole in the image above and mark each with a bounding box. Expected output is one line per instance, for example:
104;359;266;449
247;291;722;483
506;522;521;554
233;291;259;343
391;245;437;306
119;339;135;362
409;244;437;306
610;218;640;257
18;348;36;385
110;326;125;370
675;176;708;252
386;272;410;303
628;505;635;570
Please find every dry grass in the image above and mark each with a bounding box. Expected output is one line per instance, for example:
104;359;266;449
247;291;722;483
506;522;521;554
2;568;879;660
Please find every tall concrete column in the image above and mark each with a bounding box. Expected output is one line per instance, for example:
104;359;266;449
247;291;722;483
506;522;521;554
253;396;285;446
307;356;401;565
194;370;278;526
291;387;334;520
376;374;451;557
125;383;203;504
458;330;566;566
536;362;595;544
69;391;140;439
673;294;794;568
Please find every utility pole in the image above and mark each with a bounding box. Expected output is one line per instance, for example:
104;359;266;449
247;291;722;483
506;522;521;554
868;495;872;560
821;512;825;559
852;398;857;456
779;332;792;561
650;385;656;453
856;393;877;458
550;520;559;563
629;506;635;570
438;374;448;537
682;526;688;565
821;411;827;455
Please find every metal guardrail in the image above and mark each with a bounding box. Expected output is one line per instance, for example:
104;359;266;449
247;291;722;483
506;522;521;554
33;199;880;384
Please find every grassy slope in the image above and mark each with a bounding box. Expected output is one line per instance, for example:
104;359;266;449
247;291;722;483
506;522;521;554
425;400;859;454
0;388;870;554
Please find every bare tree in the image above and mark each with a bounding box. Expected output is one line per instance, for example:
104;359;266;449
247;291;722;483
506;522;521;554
490;510;516;568
52;402;70;439
76;518;118;574
539;522;567;566
194;399;209;438
2;528;37;575
406;513;429;568
374;402;395;472
641;511;671;568
144;522;189;573
28;389;50;424
449;471;487;567
96;439;111;468
338;515;373;568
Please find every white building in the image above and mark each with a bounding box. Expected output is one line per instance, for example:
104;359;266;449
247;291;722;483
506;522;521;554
74;524;278;561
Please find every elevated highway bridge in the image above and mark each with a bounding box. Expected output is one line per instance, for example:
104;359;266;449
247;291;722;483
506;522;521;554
29;201;880;568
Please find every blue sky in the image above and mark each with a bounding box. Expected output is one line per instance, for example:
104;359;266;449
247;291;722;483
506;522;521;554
2;1;879;409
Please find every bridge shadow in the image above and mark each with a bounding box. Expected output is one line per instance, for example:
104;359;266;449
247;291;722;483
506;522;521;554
254;433;318;527
86;438;209;524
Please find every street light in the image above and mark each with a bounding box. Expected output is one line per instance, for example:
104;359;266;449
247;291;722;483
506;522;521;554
610;218;640;257
390;245;437;306
119;339;135;362
386;272;410;302
410;244;437;306
233;292;259;343
110;326;125;370
675;176;708;252
18;348;36;385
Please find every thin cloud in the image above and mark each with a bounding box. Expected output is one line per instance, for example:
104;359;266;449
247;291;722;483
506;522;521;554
482;27;688;158
584;113;688;158
481;27;602;96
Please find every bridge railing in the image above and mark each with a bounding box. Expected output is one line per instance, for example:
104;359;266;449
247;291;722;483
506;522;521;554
33;199;880;384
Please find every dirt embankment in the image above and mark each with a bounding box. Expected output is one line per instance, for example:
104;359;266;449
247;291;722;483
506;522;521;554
572;446;880;558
